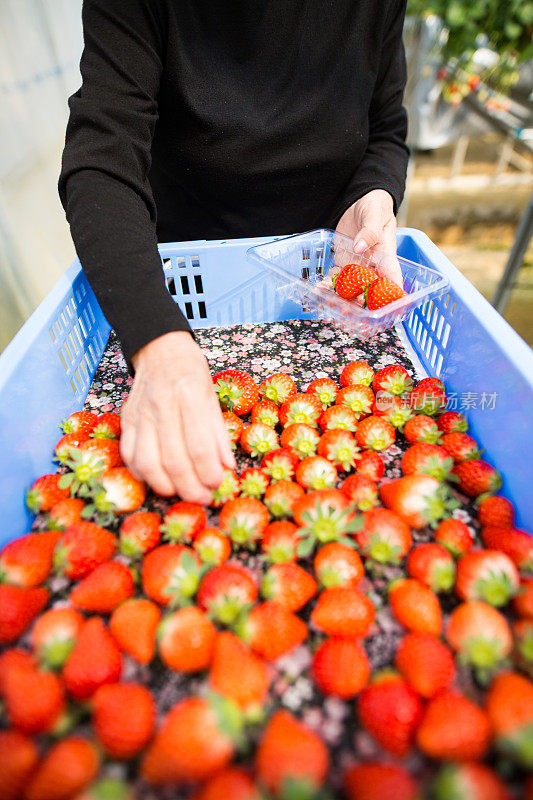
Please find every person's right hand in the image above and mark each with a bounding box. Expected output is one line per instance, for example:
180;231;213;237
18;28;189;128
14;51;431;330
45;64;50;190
120;331;236;504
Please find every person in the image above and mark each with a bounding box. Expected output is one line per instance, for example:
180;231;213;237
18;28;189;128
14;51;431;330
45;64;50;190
59;0;409;504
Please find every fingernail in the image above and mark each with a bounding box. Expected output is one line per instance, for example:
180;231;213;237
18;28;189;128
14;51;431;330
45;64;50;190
353;239;368;255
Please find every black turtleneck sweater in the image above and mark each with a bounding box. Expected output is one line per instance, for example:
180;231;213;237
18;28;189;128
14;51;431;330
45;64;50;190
59;0;409;362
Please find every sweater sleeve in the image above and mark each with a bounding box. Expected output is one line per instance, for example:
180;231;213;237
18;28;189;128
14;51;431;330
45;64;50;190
331;0;410;222
59;0;192;364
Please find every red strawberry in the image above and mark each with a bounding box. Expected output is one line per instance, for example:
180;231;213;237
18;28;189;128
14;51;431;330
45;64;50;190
240;423;279;458
453;459;502;497
435;517;474;556
403;414;442;445
100;467;146;513
119;511;161;557
63;617;121;700
255;709;329;795
78;437;123;470
261;447;299;482
93;682;155;759
389;578;442;636
158;606;216;672
258;372;297;406
192;767;259;800
161;502;207;543
194;527;232;566
197;563;258;625
209;631;270;711
279;393;322;428
407;543;456;592
0;530;59;588
70;561;135;613
408;382;447;416
380;474;458;529
336;384;375;420
26;474;69;514
486;671;533;768
141;696;241;784
61;411;98;435
319;404;359;432
311;586;375;638
334;263;377;299
372;364;412;396
431;763;512;800
238;601;307;661
455;549;519;606
47;497;85;529
90;412;121;440
314;542;364;588
294;489;360;555
2;660;65;734
318;429;360;471
109;598;161;664
401;443;455;481
358;671;423;756
417;690;491;760
306;377;339;409
365;277;407;309
295;456;338;490
355;507;412;564
0;649;36;692
374;392;414;429
24;737;100;800
239;467;270;498
477;495;514;528
514;577;533;619
54;522;116;580
0;585;49;644
30;607;84;669
0;729;39;800
213;370;259;416
219;496;269;547
395;632;455;698
312;637;370;698
210;469;240;508
355;415;395;451
222;410;244;448
341;473;378;510
263;479;305;519
280;422;320;458
441;432;480;462
356;449;384;480
340;360;374;388
261;562;317;611
481;526;533;572
446;601;512;672
344;762;419;800
142;544;203;606
260;520;300;563
436;410;468;433
54;432;90;464
251;399;280;427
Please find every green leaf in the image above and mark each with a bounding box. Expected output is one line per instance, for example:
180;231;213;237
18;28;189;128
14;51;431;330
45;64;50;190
296;535;316;558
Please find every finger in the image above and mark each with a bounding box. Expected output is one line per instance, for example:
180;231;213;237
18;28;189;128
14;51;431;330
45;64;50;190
352;203;385;254
374;219;403;287
213;407;237;470
179;391;227;490
130;416;176;497
119;413;136;467
157;408;214;504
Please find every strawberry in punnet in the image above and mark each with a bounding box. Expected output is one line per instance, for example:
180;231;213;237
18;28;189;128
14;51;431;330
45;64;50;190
251;399;280;427
356;449;384;480
161;501;206;543
197;563;258;625
395;632;456;698
279;392;322;428
26;473;69;513
142;544;204;607
314;542;364;588
280;422;320;458
24;737;100;800
365;277;407;309
63;617;122;701
408;381;447;416
336;384;375;419
222;410;244;448
446;601;512;673
333;263;377;299
0;585;49;644
99;467;146;513
210;468;240;508
358;671;424;756
263;479;304;519
90;412;121;439
92;682;155;759
258;372;297;406
514;577;533;618
416;690;491;761
261;447;299;482
372;364;413;396
380;474;458;529
31;607;84;669
318;429;360;471
355;415;395;451
237;601;307;661
54;521;116;580
2;659;65;734
401;442;455;482
441;432;480;462
389;578;442;636
453;458;502;497
240;422;279;458
261;562;317;611
70;561;135;613
514;619;533;677
437;409;468;433
219;496;269;547
431;762;512;800
319;404;359;434
340;359;374;388
192;768;259;800
341;473;378;510
209;631;270;712
487;670;533;769
404;415;443;446
312;637;370;698
355;507;412;565
306;377;339;409
0;530;60;588
481;526;533;572
158;606;217;672
294;489;360;556
62;410;98;435
478;494;514;528
119;510;161;557
47;497;85;529
78;437;123;469
54;432;90;464
261;520;300;563
194;527;232;565
240;467;270;499
344;762;419;800
455;549;519;606
213;369;259;415
0;729;39;800
311;586;375;638
374;392;414;429
255;709;329;795
435;517;474;556
407;543;456;593
109;598;161;664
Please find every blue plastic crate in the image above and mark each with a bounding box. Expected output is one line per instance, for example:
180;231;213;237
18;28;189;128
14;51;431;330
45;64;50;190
1;228;532;546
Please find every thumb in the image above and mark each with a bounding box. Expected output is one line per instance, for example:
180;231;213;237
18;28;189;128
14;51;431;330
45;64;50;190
353;205;383;254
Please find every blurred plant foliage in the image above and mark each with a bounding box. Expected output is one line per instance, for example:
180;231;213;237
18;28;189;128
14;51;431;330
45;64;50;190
407;0;533;93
